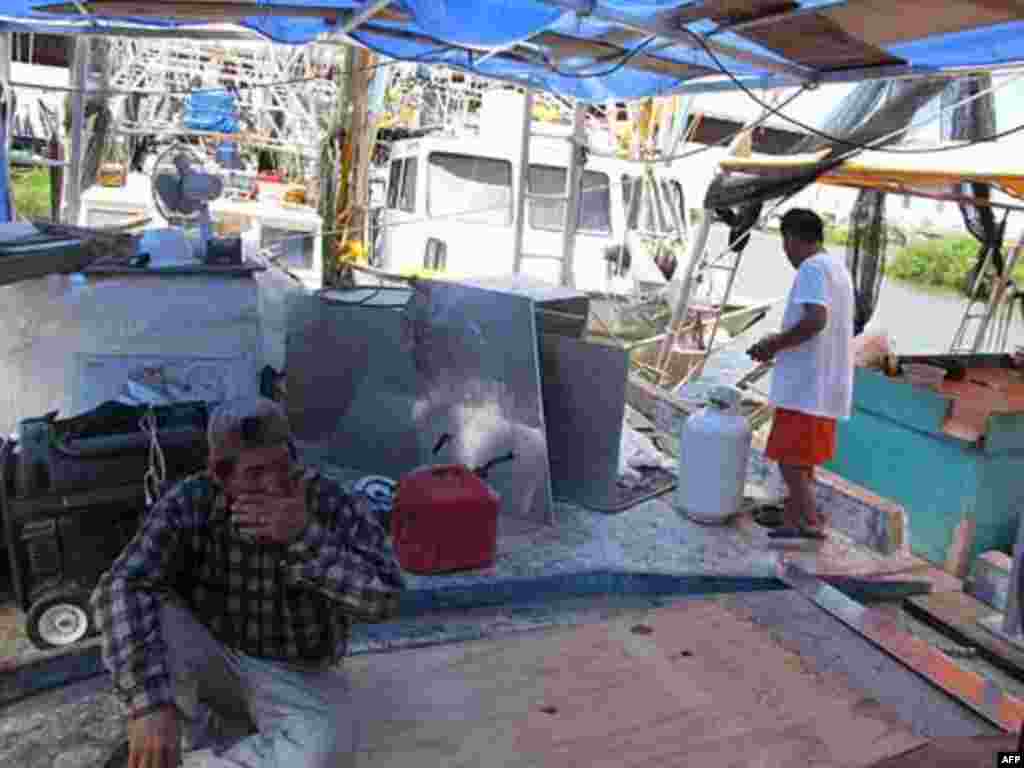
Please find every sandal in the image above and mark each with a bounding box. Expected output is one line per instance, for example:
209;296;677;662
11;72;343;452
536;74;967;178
752;503;787;528
767;525;826;540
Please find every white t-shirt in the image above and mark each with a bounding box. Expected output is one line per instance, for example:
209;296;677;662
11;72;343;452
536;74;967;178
769;250;855;420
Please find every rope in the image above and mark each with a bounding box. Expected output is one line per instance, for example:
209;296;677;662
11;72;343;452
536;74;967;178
140;408;167;507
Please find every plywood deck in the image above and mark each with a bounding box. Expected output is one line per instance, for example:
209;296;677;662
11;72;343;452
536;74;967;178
864;735;1020;767
346;599;927;767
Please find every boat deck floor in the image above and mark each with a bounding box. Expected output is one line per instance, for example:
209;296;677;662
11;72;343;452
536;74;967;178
2;590;1006;768
0;478;1009;767
0;477;955;665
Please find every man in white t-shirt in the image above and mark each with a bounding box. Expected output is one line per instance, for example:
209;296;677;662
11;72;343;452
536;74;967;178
748;209;854;539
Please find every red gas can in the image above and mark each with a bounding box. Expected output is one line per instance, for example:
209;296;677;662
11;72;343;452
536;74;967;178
391;463;500;574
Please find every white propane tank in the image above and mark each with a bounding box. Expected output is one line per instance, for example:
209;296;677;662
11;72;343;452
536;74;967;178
677;385;752;524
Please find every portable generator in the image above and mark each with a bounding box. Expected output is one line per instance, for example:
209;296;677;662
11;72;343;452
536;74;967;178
0;401;210;650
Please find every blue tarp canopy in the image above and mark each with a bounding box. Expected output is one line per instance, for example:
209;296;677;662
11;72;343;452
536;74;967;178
4;1;1024;101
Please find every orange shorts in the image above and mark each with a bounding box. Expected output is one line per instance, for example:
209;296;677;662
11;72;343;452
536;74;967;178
765;408;836;467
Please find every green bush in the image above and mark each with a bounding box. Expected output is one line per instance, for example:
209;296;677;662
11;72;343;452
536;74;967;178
825;225;849;247
887;235;1024;291
826;224;905;250
886;225;908;248
10;168;52;221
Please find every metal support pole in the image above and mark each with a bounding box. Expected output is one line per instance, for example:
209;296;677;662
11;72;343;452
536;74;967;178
64;35;90;225
656;213;711;378
560;103;584;288
0;32;12;224
973;238;1024;352
0;33;10;83
511;88;532;274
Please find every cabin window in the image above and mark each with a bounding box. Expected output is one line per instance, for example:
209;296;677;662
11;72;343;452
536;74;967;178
622;174;674;233
427;152;512;225
387;158;417;212
580;171;612;233
664;180;685;228
527;165;611;234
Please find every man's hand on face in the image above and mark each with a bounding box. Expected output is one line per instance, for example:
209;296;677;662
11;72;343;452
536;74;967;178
128;705;179;768
232;473;311;545
747;334;780;363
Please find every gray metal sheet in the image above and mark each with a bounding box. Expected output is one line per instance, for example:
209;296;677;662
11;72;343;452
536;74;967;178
456;274;590;338
286;291;421;474
540;333;628;509
403;280;553;525
287;282;554;526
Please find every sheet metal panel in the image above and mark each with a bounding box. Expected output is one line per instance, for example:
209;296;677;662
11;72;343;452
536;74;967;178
403;280;553;525
539;333;627;509
287;282;554;526
286;290;421;474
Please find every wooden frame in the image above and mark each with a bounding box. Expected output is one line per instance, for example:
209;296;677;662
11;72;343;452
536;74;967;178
35;1;406;23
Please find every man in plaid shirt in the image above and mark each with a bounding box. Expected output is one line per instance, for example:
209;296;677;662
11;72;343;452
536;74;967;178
92;397;404;768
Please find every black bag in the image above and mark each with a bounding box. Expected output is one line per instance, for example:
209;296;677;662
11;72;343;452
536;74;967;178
16;401;209;497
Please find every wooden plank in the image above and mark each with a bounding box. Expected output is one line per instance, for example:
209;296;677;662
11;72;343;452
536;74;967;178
738;11;905;70
819;576;932;603
625;372;699;438
704;0;796;21
864;735;1021;767
825;0;1020;47
780;561;1024;734
650;0;797;30
944;516;976;579
898;563;965;595
534;32;718;80
35;0;408;22
905;590;1024;682
347;22;714;83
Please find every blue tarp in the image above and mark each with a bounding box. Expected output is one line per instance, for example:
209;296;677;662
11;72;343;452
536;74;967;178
5;1;1024;101
184;90;241;133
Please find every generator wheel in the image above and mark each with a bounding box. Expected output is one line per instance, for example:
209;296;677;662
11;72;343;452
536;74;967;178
26;591;95;650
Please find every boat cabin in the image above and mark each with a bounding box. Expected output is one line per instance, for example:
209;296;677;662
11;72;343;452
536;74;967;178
377;92;718;295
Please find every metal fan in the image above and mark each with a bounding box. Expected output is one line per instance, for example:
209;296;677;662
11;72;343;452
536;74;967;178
151;144;224;260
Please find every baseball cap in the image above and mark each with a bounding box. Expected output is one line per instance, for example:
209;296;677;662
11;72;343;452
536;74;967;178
207;396;292;463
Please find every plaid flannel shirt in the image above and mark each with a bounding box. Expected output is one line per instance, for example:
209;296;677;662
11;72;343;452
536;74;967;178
90;467;404;718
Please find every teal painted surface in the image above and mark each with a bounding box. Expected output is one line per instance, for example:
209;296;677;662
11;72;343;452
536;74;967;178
983;411;1024;456
825;367;1019;566
976;455;1024;557
850;368;953;437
